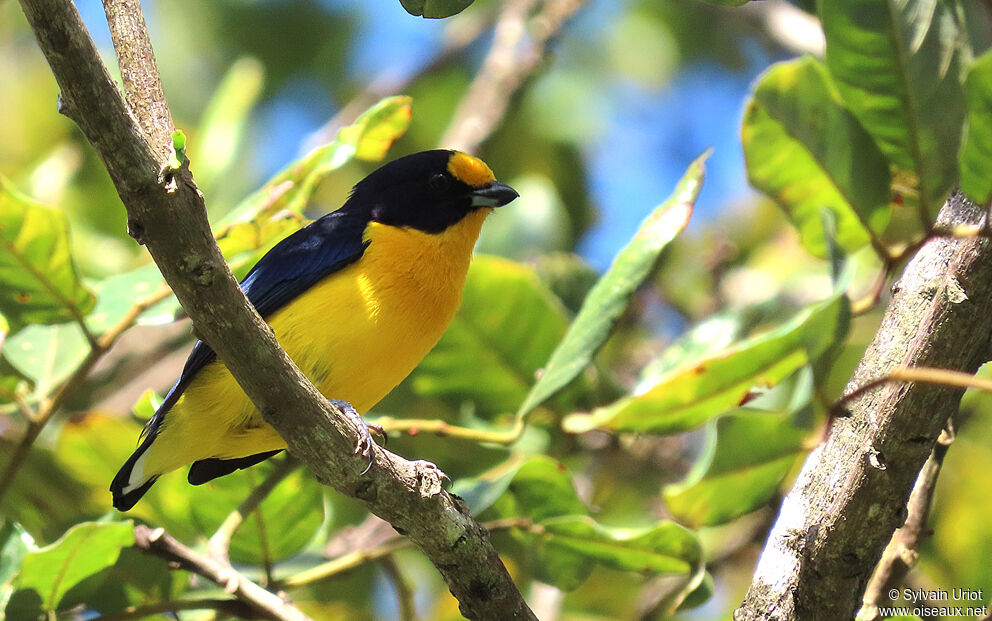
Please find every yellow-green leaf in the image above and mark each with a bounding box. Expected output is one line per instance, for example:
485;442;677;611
0;176;95;329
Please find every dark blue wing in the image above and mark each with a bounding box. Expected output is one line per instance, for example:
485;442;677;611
146;211;370;430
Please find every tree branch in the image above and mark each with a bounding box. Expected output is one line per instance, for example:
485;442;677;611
858;424;954;620
439;0;585;154
18;1;535;619
133;525;307;621
92;597;255;621
102;0;174;160
735;191;992;620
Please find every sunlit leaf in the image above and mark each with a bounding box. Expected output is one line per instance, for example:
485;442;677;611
0;314;32;402
399;0;474;19
337;95;413;161
212;96;413;280
0;520;35;588
564;293;849;434
959;50;992;205
131;389;162;421
411;255;570;416
195;57;265;197
6;521;133;619
662;371;815;526
742;57;891;257
85;264;178;333
0;176;95;330
515;151;703;419
821;0;969;213
3;322;88;397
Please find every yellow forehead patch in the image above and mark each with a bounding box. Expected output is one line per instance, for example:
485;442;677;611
447;151;495;188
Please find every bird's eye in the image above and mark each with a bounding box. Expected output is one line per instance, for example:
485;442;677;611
428;172;451;193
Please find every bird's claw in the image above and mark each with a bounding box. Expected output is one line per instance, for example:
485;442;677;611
328;399;386;474
410;459;450;496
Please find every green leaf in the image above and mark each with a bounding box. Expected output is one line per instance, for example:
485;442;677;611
821;0;969;213
85;263;179;333
399;0;474;18
189;461;324;565
7;521;133;617
0;314;32;402
0;176;96;329
411;255;570;416
742;57;891;257
0;521;35;587
515;151;703;420
131;388;162;421
0;438;93;541
337;95;413;161
564;293;849;434
539;517;702;576
506;456;588;522
214;96;412;264
450;457;527;514
3;322;89;397
492;457;703;595
195;57;265;197
959;49;992;204
663;371;815;526
634;302;778;391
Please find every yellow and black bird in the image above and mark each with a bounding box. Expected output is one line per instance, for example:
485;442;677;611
111;150;517;511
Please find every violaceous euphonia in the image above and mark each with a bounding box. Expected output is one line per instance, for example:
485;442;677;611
110;150;518;511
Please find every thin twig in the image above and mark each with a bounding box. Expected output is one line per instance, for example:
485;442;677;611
835;366;992;415
208;456;298;567
133;525;310;621
858;424;954;620
0;287;172;504
381;555;419;621
91;597;255;621
439;0;586;154
373;415;524;444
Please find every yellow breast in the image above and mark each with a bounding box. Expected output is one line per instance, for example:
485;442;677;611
145;208;492;472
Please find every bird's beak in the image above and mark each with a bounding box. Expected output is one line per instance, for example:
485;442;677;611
471;181;519;208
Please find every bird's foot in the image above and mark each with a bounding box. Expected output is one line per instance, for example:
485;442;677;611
328;399;386;473
410;459;451;497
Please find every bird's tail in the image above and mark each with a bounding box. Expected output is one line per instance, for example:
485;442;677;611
110;435;159;511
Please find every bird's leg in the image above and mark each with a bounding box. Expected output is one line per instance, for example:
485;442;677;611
327;399;386;465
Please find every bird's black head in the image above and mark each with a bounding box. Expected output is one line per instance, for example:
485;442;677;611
343;150;518;234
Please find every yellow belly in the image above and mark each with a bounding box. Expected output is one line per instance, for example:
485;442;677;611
144;209;490;475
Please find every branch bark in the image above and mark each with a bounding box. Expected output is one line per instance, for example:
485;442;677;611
735;192;992;620
859;425;953;620
18;1;535;619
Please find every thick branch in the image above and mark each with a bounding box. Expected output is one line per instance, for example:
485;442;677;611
18;1;534;618
735;192;992;620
